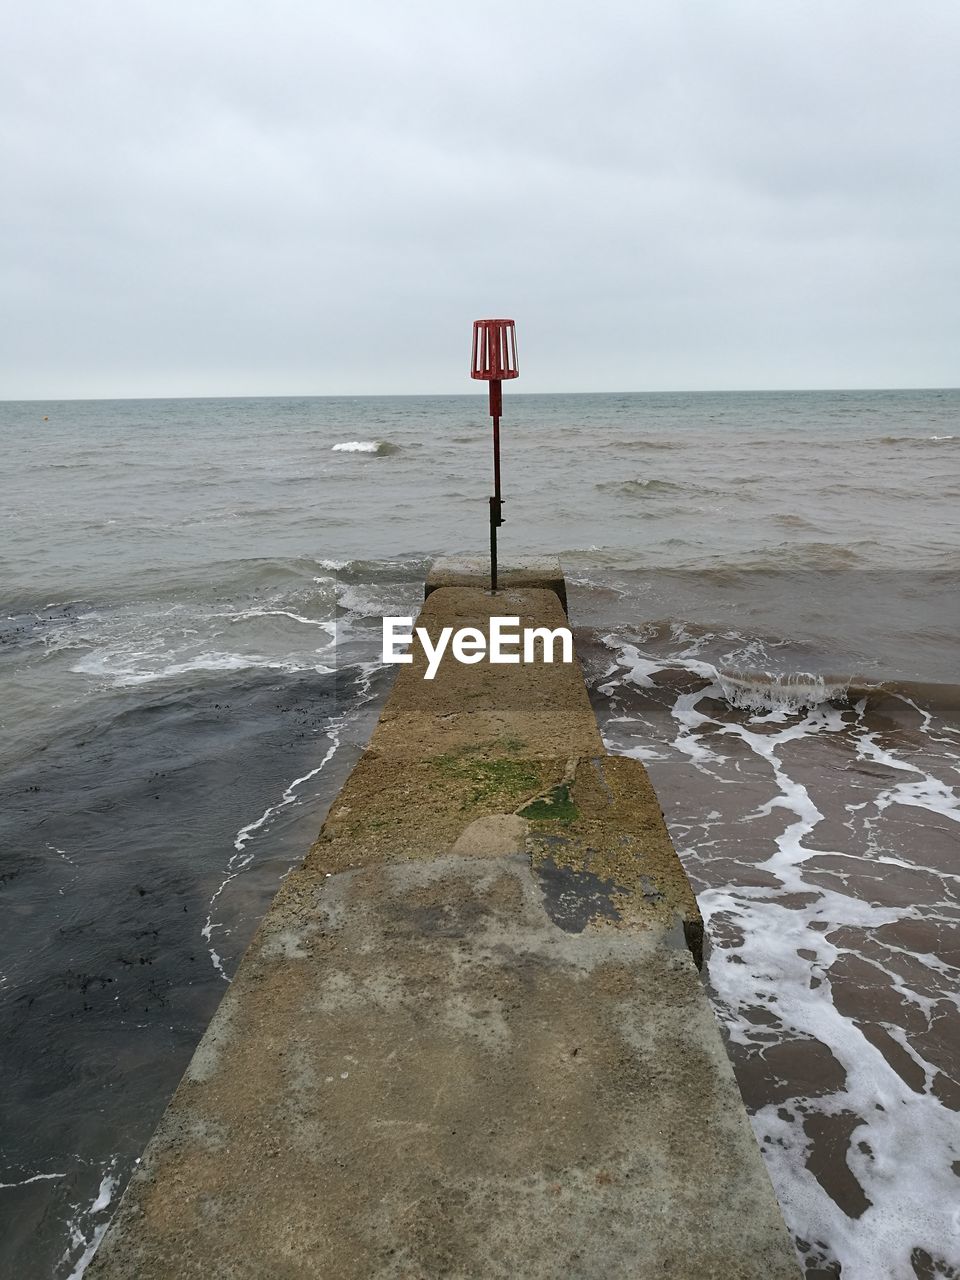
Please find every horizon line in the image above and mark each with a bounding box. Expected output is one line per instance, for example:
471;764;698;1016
2;384;958;404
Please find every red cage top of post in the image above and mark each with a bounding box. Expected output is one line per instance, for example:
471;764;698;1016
471;319;519;381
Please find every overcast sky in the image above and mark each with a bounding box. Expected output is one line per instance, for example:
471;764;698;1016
3;1;958;398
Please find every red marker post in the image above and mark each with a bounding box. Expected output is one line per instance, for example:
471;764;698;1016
470;319;519;592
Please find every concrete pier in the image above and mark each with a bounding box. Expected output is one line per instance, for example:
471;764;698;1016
88;563;801;1279
425;554;569;612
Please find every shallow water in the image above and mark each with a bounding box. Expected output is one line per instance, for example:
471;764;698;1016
578;616;959;1279
0;391;958;1277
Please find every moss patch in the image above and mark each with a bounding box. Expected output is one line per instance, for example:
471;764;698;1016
431;750;544;808
518;784;579;823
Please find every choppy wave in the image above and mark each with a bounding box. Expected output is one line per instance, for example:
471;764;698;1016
319;556;428;583
596;477;690;496
605;644;854;716
770;513;825;532
709;542;868;570
719;670;960;718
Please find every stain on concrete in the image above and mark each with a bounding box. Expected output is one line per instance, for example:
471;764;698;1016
523;756;704;967
534;856;625;932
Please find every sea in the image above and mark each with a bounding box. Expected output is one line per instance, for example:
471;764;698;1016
0;389;958;1280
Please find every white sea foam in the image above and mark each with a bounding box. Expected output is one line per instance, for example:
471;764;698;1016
595;632;960;1277
873;773;960;823
622;743;668;762
0;1170;67;1188
50;589;339;689
331;440;381;453
213;607;337;635
333;577;421;628
59;1159;120;1278
72;650;331;687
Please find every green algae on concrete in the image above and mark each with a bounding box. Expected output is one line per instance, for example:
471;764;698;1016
524;755;705;966
432;747;544;807
307;752;566;871
518;782;580;823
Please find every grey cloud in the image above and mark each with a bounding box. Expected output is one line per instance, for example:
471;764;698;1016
2;0;958;396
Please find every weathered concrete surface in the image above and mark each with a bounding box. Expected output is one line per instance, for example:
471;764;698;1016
88;572;801;1279
88;857;798;1279
425;554;567;611
308;752;703;968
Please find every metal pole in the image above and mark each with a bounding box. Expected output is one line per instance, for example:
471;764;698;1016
489;494;498;593
489;380;503;593
493;414;501;501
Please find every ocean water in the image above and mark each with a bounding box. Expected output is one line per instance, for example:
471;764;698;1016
0;390;958;1278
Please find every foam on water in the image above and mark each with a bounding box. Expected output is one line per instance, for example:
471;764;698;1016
718;670;851;715
595;631;960;1278
0;1155;128;1280
215;606;336;632
60;1158;121;1279
72;649;330;686
201;657;380;980
0;1171;67;1188
41;591;340;689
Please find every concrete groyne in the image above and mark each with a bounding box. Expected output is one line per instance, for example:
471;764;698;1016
88;559;800;1279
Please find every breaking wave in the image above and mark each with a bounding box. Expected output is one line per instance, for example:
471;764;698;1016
331;440;399;456
716;669;851;713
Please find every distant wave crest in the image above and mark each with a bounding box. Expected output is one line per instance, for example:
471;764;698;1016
331;440;399;456
879;434;958;445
